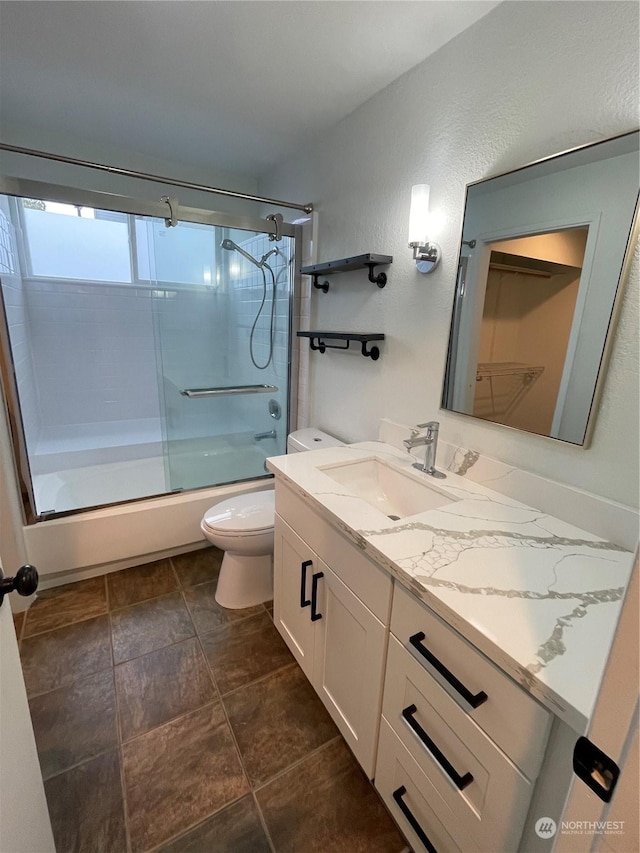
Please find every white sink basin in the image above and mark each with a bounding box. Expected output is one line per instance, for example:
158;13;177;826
319;457;457;520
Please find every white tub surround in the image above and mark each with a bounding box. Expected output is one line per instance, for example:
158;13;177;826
23;479;274;583
266;442;634;734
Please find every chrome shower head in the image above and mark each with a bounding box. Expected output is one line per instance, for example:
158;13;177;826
220;238;263;269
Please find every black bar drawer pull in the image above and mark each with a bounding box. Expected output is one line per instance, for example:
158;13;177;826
310;571;324;621
402;704;473;791
300;560;313;608
392;786;438;853
409;632;488;709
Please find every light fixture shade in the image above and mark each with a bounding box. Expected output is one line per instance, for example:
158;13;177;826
408;184;430;246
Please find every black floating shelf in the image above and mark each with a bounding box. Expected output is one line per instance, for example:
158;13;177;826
300;253;393;292
298;331;385;361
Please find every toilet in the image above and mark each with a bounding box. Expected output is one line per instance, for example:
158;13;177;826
200;429;345;609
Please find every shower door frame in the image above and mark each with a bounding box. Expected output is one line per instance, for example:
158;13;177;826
0;175;302;521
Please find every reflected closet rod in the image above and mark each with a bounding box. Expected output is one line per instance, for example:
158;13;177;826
0;143;314;214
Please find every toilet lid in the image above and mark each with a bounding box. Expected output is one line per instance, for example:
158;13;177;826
202;490;275;534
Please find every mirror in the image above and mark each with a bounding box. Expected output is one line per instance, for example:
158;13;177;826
442;131;639;445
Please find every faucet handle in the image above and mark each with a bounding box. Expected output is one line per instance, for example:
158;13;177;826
416;421;439;430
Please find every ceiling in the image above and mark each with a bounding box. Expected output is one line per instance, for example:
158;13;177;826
0;1;500;179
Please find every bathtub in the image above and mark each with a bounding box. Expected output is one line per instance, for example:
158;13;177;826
33;437;272;515
25;434;278;585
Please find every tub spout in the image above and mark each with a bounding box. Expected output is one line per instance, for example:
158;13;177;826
254;429;277;441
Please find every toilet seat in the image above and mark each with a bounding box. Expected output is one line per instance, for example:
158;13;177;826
202;490;274;536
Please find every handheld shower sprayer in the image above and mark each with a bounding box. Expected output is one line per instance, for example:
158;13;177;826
220;237;283;371
220;238;263;269
221;239;281;271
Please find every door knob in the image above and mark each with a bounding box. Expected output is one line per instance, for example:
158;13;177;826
0;564;39;606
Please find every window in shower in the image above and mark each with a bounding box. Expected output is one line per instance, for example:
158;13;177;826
0;192;294;517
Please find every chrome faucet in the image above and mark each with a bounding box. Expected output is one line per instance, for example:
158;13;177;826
254;429;277;441
403;421;446;479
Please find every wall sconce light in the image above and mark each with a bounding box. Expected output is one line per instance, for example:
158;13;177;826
408;184;441;273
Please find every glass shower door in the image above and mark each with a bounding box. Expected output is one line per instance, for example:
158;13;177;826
143;217;292;492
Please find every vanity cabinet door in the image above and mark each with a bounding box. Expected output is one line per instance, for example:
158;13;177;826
311;565;387;778
273;514;326;681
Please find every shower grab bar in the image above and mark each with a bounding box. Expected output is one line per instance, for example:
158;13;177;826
180;384;278;398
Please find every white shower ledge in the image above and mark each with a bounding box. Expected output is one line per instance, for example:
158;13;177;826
267;441;634;734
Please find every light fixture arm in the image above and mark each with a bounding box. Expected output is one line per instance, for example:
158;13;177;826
409;240;441;274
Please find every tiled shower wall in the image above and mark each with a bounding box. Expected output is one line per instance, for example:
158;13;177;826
26;281;161;435
3;226;296;471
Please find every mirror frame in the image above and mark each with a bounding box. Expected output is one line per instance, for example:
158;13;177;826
441;130;640;447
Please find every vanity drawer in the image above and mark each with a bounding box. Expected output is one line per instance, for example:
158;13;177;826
383;636;532;853
276;482;392;621
391;584;550;779
375;719;480;853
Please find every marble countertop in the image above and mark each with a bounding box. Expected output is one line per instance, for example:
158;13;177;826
267;441;634;733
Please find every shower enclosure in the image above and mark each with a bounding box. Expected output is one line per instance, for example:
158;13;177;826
0;181;297;518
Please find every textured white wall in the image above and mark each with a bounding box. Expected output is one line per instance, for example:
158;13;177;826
260;1;640;508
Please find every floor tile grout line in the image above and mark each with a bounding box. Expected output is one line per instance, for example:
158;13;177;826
181;588;267;637
121;695;244;852
196;606;278;647
119;697;221;749
39;743;119;784
251;734;344;795
111;617;198;668
191;631;274;851
21;607;109;641
109;587;184;617
168;555;181;589
251;789;278;853
107;597;134;853
143;791;257;853
218;659;298;701
196;633;247;777
118;742;134;853
25;661;115;702
24;614;204;702
114;630;207;678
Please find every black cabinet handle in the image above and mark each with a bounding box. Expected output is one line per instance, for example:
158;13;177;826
310;571;324;621
0;564;38;607
409;632;488;709
402;704;473;791
300;560;313;608
392;786;438;853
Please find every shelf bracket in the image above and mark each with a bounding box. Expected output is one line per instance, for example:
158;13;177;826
311;274;330;293
361;340;381;360
366;263;387;288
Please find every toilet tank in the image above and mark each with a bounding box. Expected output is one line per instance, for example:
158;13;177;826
287;428;345;453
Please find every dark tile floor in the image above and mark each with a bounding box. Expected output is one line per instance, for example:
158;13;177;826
15;547;408;853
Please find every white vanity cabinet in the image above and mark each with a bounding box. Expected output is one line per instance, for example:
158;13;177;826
273;484;393;778
375;585;552;853
272;481;555;852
